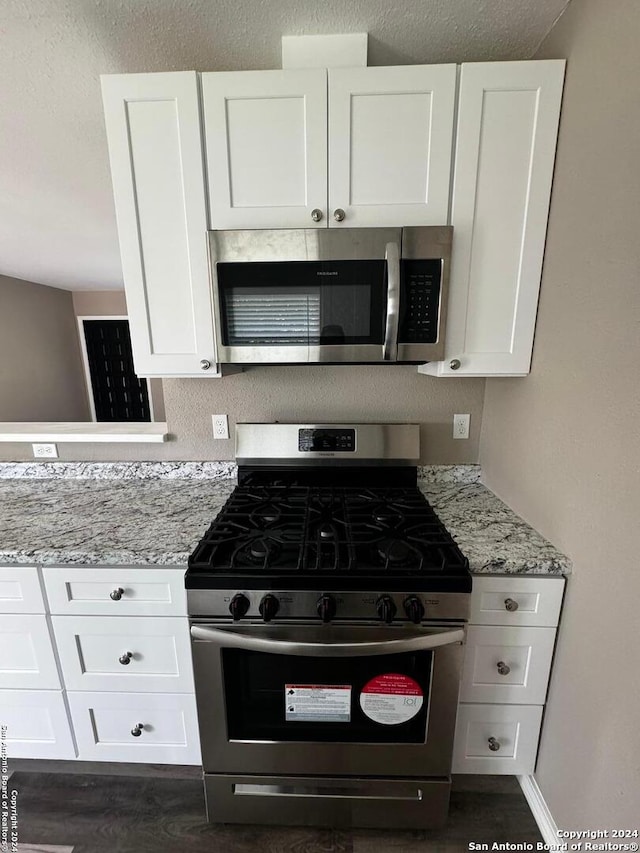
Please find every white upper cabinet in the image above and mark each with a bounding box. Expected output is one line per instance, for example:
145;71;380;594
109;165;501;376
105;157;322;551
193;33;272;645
420;60;565;377
101;72;219;377
203;65;456;229
328;65;456;227
202;70;328;229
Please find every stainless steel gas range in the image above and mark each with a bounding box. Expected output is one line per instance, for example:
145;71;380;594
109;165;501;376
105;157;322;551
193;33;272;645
187;423;471;829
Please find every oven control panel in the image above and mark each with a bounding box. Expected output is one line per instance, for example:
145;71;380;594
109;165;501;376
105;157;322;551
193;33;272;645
188;589;470;623
298;428;356;453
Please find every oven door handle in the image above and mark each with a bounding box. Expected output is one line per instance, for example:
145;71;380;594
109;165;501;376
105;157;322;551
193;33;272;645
190;626;464;657
382;240;401;362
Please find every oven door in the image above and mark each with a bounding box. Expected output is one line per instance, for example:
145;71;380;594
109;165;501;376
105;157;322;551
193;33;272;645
209;228;401;364
190;622;465;777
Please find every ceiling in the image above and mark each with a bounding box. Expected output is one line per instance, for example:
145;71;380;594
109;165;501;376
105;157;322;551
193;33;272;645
1;0;570;291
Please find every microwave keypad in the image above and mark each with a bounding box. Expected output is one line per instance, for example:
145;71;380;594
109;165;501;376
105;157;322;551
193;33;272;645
400;259;442;344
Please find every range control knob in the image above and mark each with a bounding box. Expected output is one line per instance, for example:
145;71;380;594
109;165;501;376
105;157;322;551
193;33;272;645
317;594;337;623
404;596;425;624
259;594;280;623
229;593;250;621
376;595;397;624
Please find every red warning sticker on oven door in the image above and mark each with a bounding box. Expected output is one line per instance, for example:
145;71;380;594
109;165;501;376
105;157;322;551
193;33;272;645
359;674;423;725
285;684;351;722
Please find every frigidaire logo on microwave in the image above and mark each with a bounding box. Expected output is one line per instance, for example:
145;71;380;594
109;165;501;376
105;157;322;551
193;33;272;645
317;270;338;276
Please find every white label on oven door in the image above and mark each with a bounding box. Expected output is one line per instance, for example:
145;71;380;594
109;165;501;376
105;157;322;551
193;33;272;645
359;674;423;725
285;684;351;722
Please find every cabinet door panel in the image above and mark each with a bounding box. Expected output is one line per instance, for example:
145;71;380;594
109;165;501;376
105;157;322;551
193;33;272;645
328;66;456;227
0;566;45;613
68;691;201;764
453;703;542;774
420;60;565;376
460;625;556;704
470;575;565;627
52;616;194;693
0;690;76;759
101;72;217;376
0;615;60;689
203;69;327;229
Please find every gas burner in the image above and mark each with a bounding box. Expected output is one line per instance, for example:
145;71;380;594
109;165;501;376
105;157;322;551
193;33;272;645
319;524;336;540
372;504;406;526
250;504;282;525
234;532;285;567
375;537;425;568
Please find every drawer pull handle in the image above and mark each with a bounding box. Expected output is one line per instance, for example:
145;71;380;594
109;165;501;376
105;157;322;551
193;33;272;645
496;661;511;676
119;651;133;666
488;737;501;752
110;588;124;601
131;723;144;737
504;598;519;612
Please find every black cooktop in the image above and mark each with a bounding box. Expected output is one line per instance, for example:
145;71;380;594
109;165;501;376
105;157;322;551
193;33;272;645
187;483;470;592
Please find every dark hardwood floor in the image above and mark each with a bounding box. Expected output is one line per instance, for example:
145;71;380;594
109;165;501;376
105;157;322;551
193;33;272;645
9;763;542;853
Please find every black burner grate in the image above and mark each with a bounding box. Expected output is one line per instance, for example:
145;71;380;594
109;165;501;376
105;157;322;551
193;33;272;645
188;485;468;578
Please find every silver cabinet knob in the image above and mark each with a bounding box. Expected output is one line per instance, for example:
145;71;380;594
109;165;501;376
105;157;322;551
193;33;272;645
504;598;519;612
311;208;323;222
497;661;511;676
110;588;124;601
131;723;144;737
119;652;133;666
488;737;501;752
449;359;461;371
333;208;346;222
200;359;211;371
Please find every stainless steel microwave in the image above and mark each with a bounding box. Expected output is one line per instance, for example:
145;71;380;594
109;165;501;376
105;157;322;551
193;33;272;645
208;226;452;364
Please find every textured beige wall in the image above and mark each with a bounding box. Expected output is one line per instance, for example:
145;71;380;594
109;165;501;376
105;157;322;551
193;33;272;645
72;290;127;316
0;365;485;461
480;0;640;829
0;274;90;422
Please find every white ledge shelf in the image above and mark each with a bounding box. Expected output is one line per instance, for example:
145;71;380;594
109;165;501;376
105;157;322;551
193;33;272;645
0;422;169;443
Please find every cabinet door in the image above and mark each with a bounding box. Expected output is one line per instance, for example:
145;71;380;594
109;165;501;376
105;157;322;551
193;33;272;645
0;566;45;613
101;72;218;377
52;616;194;693
0;690;76;759
453;703;542;774
0;615;61;689
420;60;565;377
203;69;327;229
328;65;456;227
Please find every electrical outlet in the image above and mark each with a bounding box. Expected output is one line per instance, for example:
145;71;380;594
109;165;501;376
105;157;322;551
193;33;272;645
453;414;470;440
32;443;58;458
212;414;230;440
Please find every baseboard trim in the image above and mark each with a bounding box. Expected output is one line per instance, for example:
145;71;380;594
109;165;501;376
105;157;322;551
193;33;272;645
518;774;559;846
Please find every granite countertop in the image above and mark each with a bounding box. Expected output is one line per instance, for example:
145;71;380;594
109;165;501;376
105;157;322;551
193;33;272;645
0;463;571;574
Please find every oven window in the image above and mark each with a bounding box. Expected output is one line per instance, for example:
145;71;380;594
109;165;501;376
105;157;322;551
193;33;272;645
217;260;386;346
222;649;432;743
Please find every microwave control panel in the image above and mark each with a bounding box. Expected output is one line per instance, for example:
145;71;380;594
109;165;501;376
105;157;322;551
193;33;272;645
400;259;442;344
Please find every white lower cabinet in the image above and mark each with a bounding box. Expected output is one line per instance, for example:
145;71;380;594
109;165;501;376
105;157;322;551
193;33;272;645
453;704;543;774
52;615;194;693
0;690;75;759
454;575;564;775
67;691;201;765
0;615;61;690
460;625;556;705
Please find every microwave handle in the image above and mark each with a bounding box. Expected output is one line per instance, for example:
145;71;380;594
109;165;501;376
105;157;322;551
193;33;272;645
382;241;401;361
190;625;464;657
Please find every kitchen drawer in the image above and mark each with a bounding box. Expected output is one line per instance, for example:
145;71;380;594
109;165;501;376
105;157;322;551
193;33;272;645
452;703;542;775
470;576;564;627
0;615;61;689
52;616;194;693
43;567;187;616
0;689;76;759
460;625;556;704
67;691;201;764
0;566;46;613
